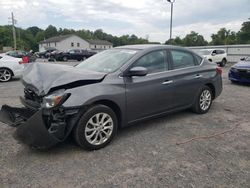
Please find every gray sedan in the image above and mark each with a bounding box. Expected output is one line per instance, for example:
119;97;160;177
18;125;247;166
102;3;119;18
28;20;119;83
0;45;222;150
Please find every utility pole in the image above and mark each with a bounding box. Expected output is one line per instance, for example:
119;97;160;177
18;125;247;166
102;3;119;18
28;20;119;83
166;0;175;40
8;12;17;50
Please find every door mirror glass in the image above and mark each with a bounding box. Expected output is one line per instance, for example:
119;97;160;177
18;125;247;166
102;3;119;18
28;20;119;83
240;57;245;61
127;67;148;77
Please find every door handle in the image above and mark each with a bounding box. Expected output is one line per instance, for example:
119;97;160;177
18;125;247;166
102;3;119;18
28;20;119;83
194;74;203;79
162;80;173;85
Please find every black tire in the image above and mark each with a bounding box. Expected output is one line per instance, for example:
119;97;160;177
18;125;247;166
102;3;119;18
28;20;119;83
0;68;12;82
220;59;227;67
192;86;213;114
73;105;118;150
63;56;68;61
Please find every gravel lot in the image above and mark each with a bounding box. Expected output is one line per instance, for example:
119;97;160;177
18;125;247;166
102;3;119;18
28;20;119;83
0;62;250;188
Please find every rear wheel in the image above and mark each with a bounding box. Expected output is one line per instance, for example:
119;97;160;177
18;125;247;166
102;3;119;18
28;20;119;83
0;68;12;82
220;59;227;67
73;105;118;150
192;86;213;114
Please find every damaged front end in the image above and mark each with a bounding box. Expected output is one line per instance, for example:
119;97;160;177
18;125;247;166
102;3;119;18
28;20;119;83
0;63;106;149
0;89;80;149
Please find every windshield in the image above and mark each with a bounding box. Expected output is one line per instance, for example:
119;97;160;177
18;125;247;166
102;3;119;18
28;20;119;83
199;50;212;56
76;49;138;73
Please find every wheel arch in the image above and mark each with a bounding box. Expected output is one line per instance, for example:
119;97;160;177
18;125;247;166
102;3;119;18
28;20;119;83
205;83;215;100
91;99;123;128
0;67;14;76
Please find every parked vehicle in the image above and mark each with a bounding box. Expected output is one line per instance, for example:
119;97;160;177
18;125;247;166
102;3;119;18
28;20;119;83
5;50;36;62
0;54;25;82
199;49;227;67
36;48;57;58
228;56;250;83
52;49;96;61
0;45;222;150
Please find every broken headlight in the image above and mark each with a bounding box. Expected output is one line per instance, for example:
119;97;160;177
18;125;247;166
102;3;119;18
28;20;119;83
43;90;70;108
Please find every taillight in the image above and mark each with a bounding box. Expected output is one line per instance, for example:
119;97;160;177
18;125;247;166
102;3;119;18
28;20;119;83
21;56;29;64
216;66;222;75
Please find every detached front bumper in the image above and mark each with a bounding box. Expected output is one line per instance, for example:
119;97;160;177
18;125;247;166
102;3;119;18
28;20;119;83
0;104;79;149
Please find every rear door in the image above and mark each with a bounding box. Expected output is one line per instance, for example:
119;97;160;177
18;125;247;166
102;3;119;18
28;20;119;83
167;49;204;108
125;50;175;122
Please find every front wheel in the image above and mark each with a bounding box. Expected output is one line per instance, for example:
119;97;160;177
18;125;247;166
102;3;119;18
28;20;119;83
63;56;68;61
192;86;213;114
73;105;118;150
0;68;12;82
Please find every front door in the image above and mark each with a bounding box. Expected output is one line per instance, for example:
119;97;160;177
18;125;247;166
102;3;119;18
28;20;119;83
124;50;175;122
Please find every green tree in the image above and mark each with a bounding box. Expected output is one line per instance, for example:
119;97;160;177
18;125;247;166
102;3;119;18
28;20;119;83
44;25;58;38
238;18;250;44
183;31;208;46
210;28;238;45
27;26;43;37
165;36;183;46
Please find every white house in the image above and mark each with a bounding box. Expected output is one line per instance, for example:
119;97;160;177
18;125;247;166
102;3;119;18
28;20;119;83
39;34;113;52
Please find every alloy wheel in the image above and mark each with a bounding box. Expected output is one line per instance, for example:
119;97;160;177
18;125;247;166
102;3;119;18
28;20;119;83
199;90;212;111
0;69;12;82
84;113;114;146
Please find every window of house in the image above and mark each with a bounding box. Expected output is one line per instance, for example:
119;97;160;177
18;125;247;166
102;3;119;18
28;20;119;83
132;50;168;74
77;43;80;47
170;50;195;69
71;42;74;47
48;43;50;47
55;42;56;47
95;45;97;49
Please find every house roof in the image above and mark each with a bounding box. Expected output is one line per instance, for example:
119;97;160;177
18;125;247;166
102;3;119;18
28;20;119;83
39;34;113;46
86;39;113;46
39;34;76;44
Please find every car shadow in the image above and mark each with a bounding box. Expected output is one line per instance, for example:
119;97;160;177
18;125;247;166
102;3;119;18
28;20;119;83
27;109;194;154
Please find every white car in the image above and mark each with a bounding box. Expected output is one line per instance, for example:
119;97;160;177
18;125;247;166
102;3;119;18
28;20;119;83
199;49;227;67
0;54;25;82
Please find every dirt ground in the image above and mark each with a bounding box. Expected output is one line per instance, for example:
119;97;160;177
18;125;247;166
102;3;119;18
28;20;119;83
0;62;250;188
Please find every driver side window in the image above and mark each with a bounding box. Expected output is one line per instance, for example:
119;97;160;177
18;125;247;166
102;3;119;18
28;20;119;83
132;50;168;74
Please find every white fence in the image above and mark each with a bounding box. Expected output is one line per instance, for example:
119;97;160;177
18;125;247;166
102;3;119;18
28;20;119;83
188;44;250;62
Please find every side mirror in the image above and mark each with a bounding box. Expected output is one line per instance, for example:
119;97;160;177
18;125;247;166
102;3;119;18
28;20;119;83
211;52;216;56
240;57;245;61
127;67;148;77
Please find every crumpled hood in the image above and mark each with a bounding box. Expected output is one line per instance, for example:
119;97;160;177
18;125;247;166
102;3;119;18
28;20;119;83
234;61;250;69
22;63;106;96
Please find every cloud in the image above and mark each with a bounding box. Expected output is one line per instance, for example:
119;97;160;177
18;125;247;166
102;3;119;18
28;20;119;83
0;0;249;43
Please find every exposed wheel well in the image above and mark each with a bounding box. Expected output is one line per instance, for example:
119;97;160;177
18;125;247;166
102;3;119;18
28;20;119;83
92;100;122;128
222;58;227;62
0;67;14;76
205;83;215;100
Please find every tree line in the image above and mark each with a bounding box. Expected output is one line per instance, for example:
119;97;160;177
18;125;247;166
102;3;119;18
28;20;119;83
0;18;249;51
166;18;250;46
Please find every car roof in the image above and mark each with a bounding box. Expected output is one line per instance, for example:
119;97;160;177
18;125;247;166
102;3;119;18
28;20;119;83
115;44;189;51
200;49;225;51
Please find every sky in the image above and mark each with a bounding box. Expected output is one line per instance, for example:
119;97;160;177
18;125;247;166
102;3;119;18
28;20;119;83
0;0;250;43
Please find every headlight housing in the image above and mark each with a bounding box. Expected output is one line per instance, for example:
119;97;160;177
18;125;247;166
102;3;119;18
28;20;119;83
43;90;70;108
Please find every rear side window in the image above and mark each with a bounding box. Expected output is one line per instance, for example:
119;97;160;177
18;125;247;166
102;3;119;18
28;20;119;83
0;56;2;59
194;54;203;65
170;50;195;69
133;50;168;74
